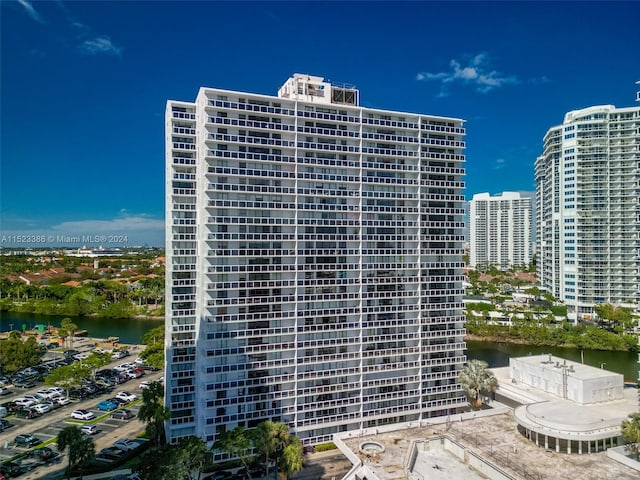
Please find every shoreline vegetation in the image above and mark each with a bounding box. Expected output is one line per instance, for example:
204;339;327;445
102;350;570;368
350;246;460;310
465;316;637;352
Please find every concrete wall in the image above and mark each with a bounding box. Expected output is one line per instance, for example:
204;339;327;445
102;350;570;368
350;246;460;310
607;445;640;472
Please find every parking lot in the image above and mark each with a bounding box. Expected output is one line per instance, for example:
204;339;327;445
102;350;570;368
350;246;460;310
0;343;162;477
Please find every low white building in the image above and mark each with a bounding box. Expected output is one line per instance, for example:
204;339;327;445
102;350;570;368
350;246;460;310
510;354;623;404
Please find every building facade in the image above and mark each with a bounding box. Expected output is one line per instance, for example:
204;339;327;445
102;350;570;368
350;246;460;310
469;192;533;269
165;74;468;448
535;105;640;322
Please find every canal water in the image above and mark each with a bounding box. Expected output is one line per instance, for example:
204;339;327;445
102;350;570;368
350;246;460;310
0;311;162;345
466;339;639;383
1;311;637;382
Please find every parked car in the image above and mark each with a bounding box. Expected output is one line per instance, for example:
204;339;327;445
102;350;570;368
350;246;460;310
113;438;137;451
115;391;137;403
23;393;45;404
63;349;80;359
109;397;129;406
74;352;90;361
112;350;128;360
139;381;151;390
32;403;52;414
0;377;10;387
30;446;60;462
54;396;71;406
97;447;127;460
47;386;65;397
14;433;42;447
97;400;118;411
81;424;98;435
71;409;95;421
110;408;134;420
0;387;10;396
16;408;41;419
12;377;38;388
0;461;27;477
13;398;36;408
1;402;19;415
36;389;57;400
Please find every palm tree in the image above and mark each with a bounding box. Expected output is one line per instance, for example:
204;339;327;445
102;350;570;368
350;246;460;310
281;437;304;479
58;317;77;350
57;425;95;480
138;380;171;446
622;413;640;460
458;359;498;409
251;421;292;480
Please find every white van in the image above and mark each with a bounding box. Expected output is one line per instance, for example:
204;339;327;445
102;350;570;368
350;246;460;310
0;406;7;418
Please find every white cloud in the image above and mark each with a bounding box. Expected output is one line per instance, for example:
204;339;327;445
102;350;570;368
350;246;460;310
493;158;506;170
17;0;44;23
78;36;122;56
0;215;164;247
417;52;519;96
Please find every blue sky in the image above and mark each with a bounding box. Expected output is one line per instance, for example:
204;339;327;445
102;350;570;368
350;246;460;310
1;1;638;247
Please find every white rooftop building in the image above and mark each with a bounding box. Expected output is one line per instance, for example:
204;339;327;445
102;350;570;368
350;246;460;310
165;74;468;450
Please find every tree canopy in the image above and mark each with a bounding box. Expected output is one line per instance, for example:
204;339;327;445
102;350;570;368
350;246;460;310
622;413;640;460
458;359;498;409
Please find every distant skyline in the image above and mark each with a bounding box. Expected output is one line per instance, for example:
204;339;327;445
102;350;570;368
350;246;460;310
2;1;638;246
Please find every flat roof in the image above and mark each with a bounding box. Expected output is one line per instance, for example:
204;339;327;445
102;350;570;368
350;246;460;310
511;354;622;381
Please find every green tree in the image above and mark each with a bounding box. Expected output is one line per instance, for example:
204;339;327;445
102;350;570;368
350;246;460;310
595;303;634;332
45;363;90;396
176;436;212;480
458;359;498;409
136;444;185;480
622;413;640;460
57;425;95;480
58;317;78;350
213;427;254;475
138;380;171;446
0;335;45;373
251;421;291;479
141;325;165;369
281;436;304;479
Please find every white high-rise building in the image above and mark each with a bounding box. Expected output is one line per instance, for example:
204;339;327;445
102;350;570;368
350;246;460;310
535;104;640;322
469;192;533;269
165;74;467;448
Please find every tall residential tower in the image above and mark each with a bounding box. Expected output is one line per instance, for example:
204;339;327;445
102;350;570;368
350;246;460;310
165;74;467;448
469;191;533;270
535;105;640;322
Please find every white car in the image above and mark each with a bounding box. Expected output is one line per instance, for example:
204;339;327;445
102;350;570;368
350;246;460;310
47;387;65;397
139;381;150;390
74;352;90;361
55;396;71;406
115;392;137;403
113;438;137;451
32;403;51;414
36;389;58;400
80;424;98;435
13;398;36;408
23;394;45;404
71;409;95;421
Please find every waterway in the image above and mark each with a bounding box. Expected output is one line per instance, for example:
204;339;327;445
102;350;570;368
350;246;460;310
1;311;637;382
466;339;639;382
0;311;163;345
